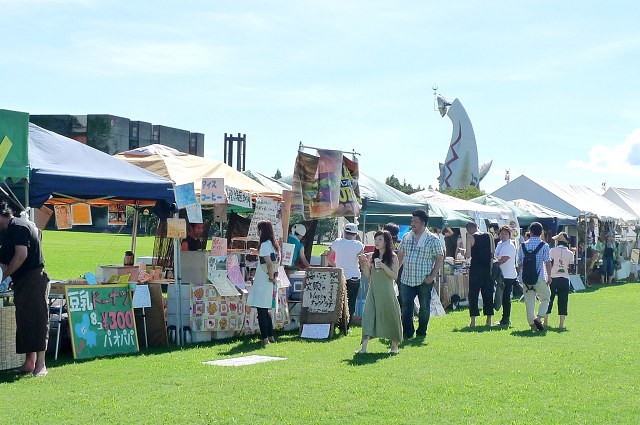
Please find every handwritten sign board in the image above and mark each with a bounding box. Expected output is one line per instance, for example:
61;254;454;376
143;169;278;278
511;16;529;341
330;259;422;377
302;269;339;313
174;182;197;209
247;197;278;241
201;178;225;204
210;237;227;256
227;186;252;209
132;284;152;308
300;267;347;327
65;284;139;359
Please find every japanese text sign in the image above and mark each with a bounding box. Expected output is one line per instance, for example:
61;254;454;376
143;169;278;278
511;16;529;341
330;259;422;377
226;186;252;209
201;178;225;205
302;269;339;313
65;284;139;359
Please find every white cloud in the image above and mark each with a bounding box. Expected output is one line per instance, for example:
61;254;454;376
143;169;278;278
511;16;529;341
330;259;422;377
567;128;640;176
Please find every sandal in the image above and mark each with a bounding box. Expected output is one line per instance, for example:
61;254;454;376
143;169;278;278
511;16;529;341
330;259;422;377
354;349;367;354
388;348;399;354
32;368;48;378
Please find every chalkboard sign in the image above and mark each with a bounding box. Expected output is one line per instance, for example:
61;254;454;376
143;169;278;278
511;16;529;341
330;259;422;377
65;284;139;359
300;267;348;336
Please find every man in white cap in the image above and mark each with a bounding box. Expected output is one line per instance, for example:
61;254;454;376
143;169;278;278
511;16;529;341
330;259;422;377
326;223;364;329
288;223;310;269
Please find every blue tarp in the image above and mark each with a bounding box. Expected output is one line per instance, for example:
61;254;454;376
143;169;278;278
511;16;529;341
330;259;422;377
25;123;174;206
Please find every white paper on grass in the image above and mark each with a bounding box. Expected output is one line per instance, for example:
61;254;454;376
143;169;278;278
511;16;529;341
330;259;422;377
300;323;331;339
203;355;287;367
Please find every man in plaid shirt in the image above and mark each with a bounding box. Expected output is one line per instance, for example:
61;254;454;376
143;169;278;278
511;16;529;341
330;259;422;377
517;222;552;331
398;209;444;339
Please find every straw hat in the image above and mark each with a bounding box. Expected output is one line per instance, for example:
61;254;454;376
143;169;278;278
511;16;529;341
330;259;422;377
552;232;569;244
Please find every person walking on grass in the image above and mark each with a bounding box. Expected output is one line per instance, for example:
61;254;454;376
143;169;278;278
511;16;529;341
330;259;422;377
494;225;517;326
355;230;403;354
397;209;444;339
518;222;551;331
465;221;495;327
544;232;574;329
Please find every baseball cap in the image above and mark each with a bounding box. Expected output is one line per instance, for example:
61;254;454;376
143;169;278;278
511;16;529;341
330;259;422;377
344;223;358;234
552;232;569;244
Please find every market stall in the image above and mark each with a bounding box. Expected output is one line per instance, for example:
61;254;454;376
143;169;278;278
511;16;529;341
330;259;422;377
0;114;176;364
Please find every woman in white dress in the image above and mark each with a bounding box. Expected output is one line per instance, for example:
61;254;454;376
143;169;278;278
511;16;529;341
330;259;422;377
247;220;280;345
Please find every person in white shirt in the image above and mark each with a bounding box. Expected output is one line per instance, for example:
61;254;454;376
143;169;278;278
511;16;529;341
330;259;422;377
494;225;517;326
326;223;364;330
544;232;575;329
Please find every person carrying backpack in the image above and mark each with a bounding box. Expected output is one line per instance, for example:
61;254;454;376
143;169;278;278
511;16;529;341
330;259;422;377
517;222;552;331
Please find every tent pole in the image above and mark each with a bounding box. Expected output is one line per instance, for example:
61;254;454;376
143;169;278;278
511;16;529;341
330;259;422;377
131;201;139;256
173;212;183;346
584;215;587;283
24;179;32;220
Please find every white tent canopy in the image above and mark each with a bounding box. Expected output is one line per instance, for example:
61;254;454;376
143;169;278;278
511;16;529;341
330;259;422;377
602;187;640;217
411;188;517;231
492;175;637;222
509;199;577;225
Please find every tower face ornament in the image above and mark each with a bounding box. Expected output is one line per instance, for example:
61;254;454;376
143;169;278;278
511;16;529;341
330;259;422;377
436;94;492;190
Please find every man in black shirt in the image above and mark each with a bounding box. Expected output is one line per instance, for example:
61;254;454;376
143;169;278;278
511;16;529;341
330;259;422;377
0;202;49;377
465;221;495;327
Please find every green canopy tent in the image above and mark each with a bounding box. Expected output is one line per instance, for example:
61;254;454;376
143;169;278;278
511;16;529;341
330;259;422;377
0;109;30;207
357;173;473;228
281;172;473;228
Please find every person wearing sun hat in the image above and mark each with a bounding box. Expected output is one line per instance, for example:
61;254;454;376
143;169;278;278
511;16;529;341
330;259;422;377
544;231;575;329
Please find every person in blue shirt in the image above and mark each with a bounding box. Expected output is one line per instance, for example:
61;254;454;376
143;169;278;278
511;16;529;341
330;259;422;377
287;224;310;269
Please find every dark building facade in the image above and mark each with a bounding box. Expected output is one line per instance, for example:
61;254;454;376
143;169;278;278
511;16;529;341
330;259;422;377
30;114;205;156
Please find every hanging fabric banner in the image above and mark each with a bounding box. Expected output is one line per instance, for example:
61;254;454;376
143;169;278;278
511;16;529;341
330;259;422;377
292;149;361;219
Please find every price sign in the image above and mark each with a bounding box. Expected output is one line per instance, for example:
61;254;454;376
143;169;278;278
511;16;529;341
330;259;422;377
65;284;139;359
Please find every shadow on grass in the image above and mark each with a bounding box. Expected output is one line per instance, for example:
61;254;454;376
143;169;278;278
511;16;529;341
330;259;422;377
542;326;569;334
343;352;391;366
452;325;506;333
510;329;547;337
401;336;428;347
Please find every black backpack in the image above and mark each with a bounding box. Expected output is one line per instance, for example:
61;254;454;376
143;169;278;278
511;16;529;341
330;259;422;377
521;242;545;287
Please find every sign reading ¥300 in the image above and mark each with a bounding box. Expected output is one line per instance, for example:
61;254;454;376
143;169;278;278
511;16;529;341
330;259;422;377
65;284;139;359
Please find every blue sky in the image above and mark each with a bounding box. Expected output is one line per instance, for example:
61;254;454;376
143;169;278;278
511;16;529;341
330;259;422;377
2;0;639;193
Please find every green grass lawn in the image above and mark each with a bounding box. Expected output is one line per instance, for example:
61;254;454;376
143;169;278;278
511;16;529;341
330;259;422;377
40;230;158;279
1;278;639;423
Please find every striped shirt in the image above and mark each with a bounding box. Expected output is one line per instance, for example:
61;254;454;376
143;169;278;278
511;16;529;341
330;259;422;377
517;237;551;282
398;230;444;286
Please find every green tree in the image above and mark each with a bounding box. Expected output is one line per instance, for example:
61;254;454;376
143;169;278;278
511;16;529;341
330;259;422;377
273;169;282;180
385;174;423;194
440;185;485;200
